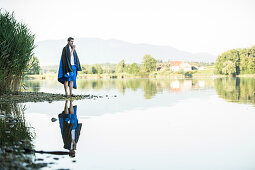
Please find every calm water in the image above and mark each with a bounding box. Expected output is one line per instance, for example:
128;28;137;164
7;78;255;169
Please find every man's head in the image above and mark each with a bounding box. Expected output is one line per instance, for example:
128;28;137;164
67;37;74;46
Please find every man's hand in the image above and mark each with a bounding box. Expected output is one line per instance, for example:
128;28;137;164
72;45;76;50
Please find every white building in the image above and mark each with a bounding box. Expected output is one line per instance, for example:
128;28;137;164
169;61;192;72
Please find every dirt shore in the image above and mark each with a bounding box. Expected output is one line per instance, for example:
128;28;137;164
0;91;115;104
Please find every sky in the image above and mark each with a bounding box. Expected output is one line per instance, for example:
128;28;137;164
1;0;255;55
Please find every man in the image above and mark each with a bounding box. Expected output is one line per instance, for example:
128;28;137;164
58;37;82;97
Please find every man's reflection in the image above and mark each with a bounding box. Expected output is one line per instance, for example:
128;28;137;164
58;100;82;157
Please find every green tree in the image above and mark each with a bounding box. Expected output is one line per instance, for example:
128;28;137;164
240;47;255;74
125;63;141;74
92;64;103;74
25;56;40;75
142;54;157;72
116;59;125;73
214;46;255;75
222;61;236;75
81;64;90;74
86;65;93;74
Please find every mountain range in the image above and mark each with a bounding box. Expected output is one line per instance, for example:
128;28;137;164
34;37;216;66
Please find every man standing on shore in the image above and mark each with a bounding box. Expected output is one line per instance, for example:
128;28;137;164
58;37;82;97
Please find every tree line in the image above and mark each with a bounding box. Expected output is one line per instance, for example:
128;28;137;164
215;46;255;76
81;54;157;74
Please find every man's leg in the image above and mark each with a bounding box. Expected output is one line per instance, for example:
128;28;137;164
64;100;68;114
69;81;73;96
69;99;74;114
64;81;68;96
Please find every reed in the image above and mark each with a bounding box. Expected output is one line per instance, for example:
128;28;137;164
0;9;35;95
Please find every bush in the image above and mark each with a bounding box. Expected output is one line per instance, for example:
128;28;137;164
184;71;193;78
0;9;35;94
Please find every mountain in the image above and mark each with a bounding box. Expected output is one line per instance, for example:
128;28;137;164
34;37;216;66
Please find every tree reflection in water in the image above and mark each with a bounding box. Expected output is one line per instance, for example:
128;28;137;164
215;77;255;105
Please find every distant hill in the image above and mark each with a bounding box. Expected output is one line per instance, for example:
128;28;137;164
34;37;216;66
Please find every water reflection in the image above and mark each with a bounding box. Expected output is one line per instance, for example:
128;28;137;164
24;78;255;105
58;100;82;157
215;77;255;105
0;103;39;169
26;79;215;99
24;80;40;92
79;79;213;99
0;103;34;148
4;77;255;169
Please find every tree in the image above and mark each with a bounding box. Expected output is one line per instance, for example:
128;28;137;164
116;59;125;73
81;64;90;74
222;61;236;75
142;54;157;72
214;46;255;75
240;47;255;74
25;56;40;75
125;63;141;74
92;64;103;74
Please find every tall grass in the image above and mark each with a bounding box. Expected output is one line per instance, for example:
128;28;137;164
0;9;35;95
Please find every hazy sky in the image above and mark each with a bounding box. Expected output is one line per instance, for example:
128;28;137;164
1;0;254;55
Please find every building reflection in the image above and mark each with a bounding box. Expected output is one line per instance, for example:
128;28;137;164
170;80;192;92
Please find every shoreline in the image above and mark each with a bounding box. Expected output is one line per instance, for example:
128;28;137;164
0;91;115;104
24;73;255;80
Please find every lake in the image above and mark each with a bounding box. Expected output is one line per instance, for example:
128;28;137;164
3;78;255;169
